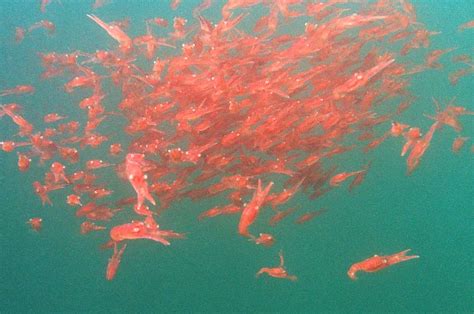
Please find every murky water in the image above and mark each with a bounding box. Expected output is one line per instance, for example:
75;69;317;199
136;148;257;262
1;0;473;312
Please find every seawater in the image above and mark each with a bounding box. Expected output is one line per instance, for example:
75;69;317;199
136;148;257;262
0;0;473;312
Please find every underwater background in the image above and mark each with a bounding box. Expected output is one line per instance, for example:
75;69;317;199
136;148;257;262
0;0;473;312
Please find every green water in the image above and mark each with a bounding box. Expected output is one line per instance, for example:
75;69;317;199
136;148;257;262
1;0;473;312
